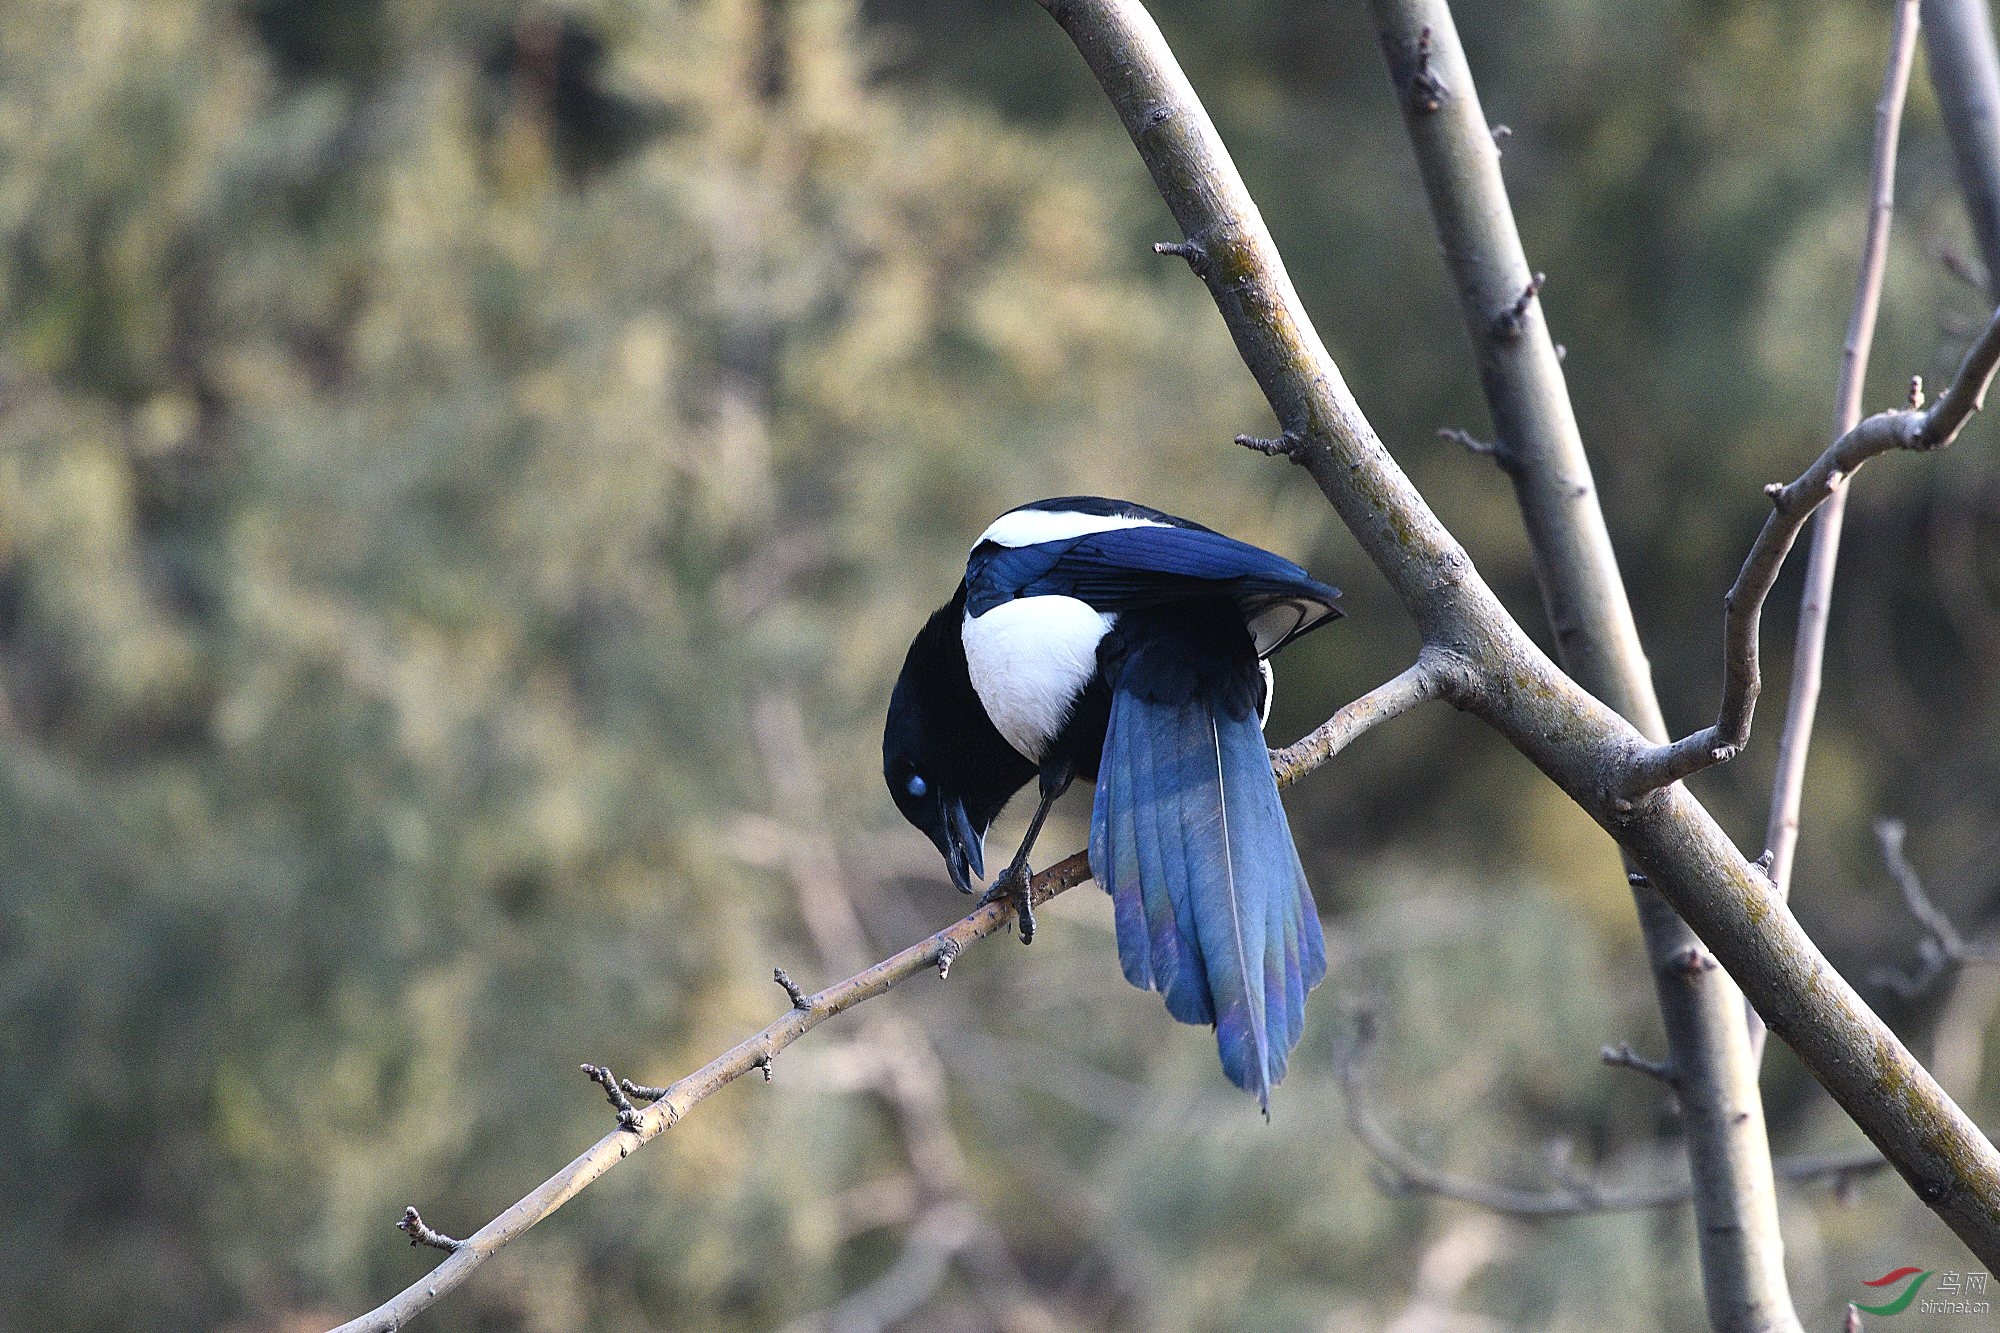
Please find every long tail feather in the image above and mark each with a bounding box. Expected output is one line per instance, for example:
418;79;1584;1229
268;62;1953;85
1087;647;1325;1109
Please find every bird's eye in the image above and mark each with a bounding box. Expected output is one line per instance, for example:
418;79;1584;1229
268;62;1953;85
906;774;928;798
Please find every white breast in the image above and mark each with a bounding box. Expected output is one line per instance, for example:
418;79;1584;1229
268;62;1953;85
963;596;1114;762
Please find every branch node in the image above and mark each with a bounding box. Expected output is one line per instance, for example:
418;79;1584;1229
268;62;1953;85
620;1076;670;1105
1436;426;1500;460
1670;947;1718;978
580;1063;645;1132
1490;123;1512;149
754;1052;775;1082
1410;26;1447;113
1601;1042;1678;1086
1626;871;1648;887
1152;237;1209;277
937;938;962;980
1492;272;1545;339
398;1206;464;1253
1762;480;1786;505
1908;374;1926;410
1235;428;1306;460
774;967;814;1011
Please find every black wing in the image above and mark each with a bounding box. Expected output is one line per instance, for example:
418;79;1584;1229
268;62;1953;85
965;525;1341;657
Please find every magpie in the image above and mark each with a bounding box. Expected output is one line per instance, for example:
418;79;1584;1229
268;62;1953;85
883;496;1342;1108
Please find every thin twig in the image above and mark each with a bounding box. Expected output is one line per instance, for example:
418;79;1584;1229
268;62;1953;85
1334;1013;1894;1217
327;666;1431;1332
1270;654;1449;783
1870;819;2000;998
1624;297;2000;795
1601;1042;1677;1087
396;1207;462;1253
1750;0;1921;1066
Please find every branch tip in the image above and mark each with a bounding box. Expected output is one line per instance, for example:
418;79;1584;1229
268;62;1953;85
1436;426;1498;458
1152;238;1208;277
398;1206;463;1253
1492;272;1545;339
773;967;813;1011
580;1063;644;1131
1490;123;1511;149
937;938;961;980
1602;1042;1678;1086
1235;429;1305;459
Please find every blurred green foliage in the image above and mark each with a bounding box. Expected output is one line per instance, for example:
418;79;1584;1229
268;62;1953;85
3;1;1999;1329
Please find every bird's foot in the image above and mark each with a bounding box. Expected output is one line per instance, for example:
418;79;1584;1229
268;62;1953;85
979;863;1036;945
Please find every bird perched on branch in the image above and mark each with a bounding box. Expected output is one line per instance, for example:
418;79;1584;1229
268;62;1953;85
883;497;1341;1108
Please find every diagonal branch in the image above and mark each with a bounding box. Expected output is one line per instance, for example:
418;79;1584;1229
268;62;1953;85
1363;5;1796;1327
1271;652;1449;782
1037;0;2000;1267
1923;0;2000;293
1753;0;1923;1068
1871;819;2000;998
1625;300;2000;795
325;669;1433;1333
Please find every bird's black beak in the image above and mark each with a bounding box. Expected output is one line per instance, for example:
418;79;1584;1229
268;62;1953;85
939;797;985;895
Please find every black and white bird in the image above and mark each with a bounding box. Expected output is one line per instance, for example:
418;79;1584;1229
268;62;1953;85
883;496;1342;1108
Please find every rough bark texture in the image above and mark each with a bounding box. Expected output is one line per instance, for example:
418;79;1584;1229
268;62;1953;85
1363;5;1797;1327
1040;0;2000;1267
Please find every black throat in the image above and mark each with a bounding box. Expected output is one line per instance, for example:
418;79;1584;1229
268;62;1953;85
888;584;1037;827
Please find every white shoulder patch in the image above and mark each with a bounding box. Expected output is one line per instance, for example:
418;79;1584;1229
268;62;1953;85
975;507;1169;552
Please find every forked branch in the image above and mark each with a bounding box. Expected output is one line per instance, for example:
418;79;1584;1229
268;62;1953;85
1036;0;2000;1267
1625;302;2000;795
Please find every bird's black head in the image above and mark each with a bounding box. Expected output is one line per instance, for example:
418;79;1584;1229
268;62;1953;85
884;587;1037;895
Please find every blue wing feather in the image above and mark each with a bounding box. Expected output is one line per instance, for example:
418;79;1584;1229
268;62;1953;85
1086;638;1325;1109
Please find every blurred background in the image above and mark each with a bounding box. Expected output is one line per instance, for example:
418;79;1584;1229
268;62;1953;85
4;0;2000;1328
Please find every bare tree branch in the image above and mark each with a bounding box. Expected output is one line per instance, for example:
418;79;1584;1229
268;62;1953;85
1271;653;1447;782
325;670;1434;1332
1924;0;2000;293
328;8;2000;1326
749;693;1055;1331
1333;1012;1893;1218
1751;0;1922;1072
1035;0;2000;1266
1625;299;2000;794
325;854;1089;1333
1363;5;1798;1327
1871;819;2000;998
